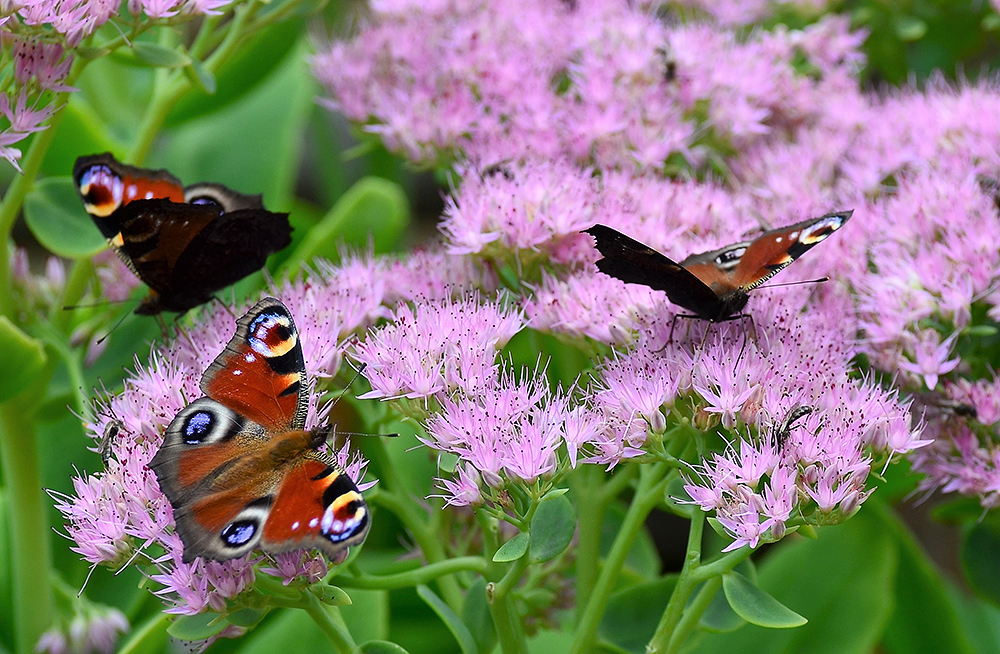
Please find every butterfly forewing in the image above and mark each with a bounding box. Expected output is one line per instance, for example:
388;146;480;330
585;224;726;318
74;153;185;226
202;298;307;432
585;210;851;322
733;211;852;291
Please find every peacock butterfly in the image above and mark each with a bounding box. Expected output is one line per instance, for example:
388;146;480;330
149;298;370;562
585;211;852;322
73;153;292;316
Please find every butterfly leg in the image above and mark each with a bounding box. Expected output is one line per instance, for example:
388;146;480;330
210;295;238;320
172;321;200;353
666;313;702;349
724;313;754;367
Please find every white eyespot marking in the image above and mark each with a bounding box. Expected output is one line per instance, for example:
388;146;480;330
291;521;300;531
218;503;270;556
233;369;242;376
248;312;296;357
788;230;800;241
775;236;783;243
126;183;138;199
168;398;243;446
308;518;319;529
245;352;256;363
144;191;154;199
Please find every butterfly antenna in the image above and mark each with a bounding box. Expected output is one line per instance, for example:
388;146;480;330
95;308;133;345
329;363;368;411
62;298;131;310
758;276;829;290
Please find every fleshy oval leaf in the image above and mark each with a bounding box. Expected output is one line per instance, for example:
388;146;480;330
722;571;807;629
493;532;529;563
23;177;106;258
166;613;229;641
528;494;576;563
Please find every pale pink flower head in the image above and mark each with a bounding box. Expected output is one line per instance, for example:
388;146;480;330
352;293;524;402
35;606;129;654
897;331;961;390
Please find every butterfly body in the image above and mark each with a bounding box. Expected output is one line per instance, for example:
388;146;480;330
585;211;852;321
150;298;369;562
74;153;291;315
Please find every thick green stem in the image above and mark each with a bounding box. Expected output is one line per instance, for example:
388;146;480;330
0;401;54;654
489;590;527;654
302;592;355;653
647;511;704;654
665;575;721;653
339;557;489;590
646;511;753;654
568;464;667;654
366;438;463;610
571;466;604;620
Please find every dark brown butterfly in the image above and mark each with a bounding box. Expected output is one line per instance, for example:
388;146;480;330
585;211;852;322
74;153;292;316
149;298;370;562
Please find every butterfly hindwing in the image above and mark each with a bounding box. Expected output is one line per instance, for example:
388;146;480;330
585;224;727;319
151;298;371;563
149;397;276;562
260;457;370;558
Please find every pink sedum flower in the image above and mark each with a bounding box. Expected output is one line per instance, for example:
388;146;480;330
353;293;524;401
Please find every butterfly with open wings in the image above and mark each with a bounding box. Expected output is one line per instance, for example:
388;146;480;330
149;298;370;562
585;210;852;323
74;153;292;316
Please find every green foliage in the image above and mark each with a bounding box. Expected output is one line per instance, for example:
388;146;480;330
416;586;479;654
598;576;676;653
23;178;107;259
961;522;1000;609
697;511;897;654
494;533;530;563
285;176;411;272
721;572;806;629
528;494;577;563
0;318;47;402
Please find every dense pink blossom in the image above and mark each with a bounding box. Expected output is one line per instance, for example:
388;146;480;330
353;293;524;401
314;2;863;173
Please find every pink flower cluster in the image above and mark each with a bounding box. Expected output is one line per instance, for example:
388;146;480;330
313;2;860;172
0;0;234;170
910;379;1000;510
312;0;1000;521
